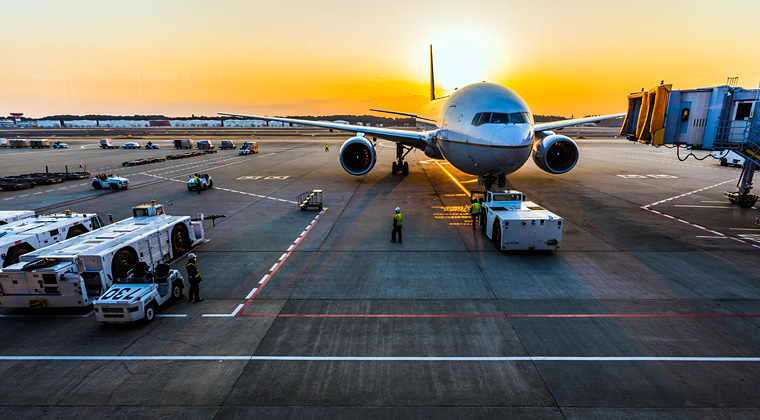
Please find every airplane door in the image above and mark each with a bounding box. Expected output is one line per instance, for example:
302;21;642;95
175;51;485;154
442;106;457;140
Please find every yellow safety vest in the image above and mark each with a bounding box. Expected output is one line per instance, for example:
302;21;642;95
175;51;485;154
394;213;403;226
471;202;481;214
186;261;200;279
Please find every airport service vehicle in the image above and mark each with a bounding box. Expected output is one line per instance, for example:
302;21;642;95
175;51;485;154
173;139;193;149
220;140;236;149
238;142;258;155
52;141;68;148
478;190;563;251
0;211;35;225
0;211;103;268
9;139;29;148
197;140;215;150
712;150;745;167
92;173;129;190
100;139;117;149
94;262;185;323
144;141;160;149
0;201;204;308
220;47;622;191
187;174;213;191
122;142;140;149
0;139;7;148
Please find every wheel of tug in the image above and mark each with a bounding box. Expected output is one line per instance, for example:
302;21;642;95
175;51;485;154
171;281;183;301
93;182;102;190
65;225;89;239
171;223;191;257
493;223;502;251
3;243;35;268
720;158;728;167
145;302;158;322
111;247;138;281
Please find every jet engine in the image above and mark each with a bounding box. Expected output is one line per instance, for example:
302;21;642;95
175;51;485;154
339;136;377;176
532;134;579;174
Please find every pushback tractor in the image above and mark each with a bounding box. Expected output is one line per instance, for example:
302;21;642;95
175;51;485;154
0;201;203;309
478;190;563;251
0;211;103;268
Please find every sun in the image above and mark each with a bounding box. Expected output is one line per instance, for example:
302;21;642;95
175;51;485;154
430;28;507;93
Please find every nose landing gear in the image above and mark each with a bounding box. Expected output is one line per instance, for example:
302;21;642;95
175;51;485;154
479;174;506;191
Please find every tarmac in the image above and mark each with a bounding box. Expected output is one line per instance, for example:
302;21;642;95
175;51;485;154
0;133;759;419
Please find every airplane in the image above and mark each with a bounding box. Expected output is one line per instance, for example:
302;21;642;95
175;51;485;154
220;46;624;190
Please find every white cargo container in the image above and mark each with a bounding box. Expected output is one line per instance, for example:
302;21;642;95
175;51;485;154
0;211;103;268
479;190;563;251
0;211;35;225
0;201;203;308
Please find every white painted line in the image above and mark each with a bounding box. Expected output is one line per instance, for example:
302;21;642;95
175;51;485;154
259;274;269;284
0;355;759;362
269;263;278;272
201;314;233;317
2;198;14;201
155;314;187;318
730;228;760;231
674;205;733;208
696;236;727;239
279;253;287;261
287;245;294;252
245;288;258;299
231;304;244;316
293;237;301;244
0;311;94;318
19;194;29;197
300;231;306;237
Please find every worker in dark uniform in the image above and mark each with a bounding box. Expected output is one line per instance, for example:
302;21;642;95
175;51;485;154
185;253;203;302
391;207;403;243
194;174;201;194
471;198;482;230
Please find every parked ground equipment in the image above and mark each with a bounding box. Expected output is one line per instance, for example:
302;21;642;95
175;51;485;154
100;139;117;149
0;211;103;268
0;201;204;308
220;140;236;149
238;142;258;155
478;190;563;251
0;211;34;225
144;141;160;149
173;139;193;149
197;140;215;150
52;141;68;148
297;190;323;211
94;262;186;323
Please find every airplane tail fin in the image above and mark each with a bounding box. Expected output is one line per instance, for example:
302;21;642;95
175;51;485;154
430;44;435;101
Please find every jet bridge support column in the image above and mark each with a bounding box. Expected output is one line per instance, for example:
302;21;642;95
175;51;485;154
726;161;758;208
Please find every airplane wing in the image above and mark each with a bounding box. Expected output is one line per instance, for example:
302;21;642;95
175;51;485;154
218;112;429;149
534;113;625;132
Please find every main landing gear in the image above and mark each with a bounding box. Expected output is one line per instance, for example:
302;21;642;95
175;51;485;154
392;143;411;175
479;174;506;191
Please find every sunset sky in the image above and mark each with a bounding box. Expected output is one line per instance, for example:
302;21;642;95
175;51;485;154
2;0;759;119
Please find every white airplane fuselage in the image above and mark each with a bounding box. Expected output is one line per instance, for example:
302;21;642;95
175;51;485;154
415;82;535;177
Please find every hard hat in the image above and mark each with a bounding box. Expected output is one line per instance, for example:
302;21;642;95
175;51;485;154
187;253;197;259
195;173;199;176
395;207;400;212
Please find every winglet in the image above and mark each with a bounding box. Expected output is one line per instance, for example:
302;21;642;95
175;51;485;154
430;44;436;101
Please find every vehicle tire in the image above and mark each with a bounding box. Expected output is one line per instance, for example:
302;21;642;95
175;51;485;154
208;179;213;189
65;225;88;239
110;183;118;190
93;182;102;190
171;223;191;257
739;195;757;209
480;215;487;234
720;158;728;167
403;162;409;175
392;162;398;174
493;223;502;251
145;302;158;322
3;243;35;268
171;281;183;301
111;247;138;281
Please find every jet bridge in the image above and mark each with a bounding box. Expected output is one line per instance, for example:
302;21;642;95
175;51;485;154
622;83;760;207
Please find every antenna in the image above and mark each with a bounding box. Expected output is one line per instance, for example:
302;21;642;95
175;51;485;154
430;45;435;101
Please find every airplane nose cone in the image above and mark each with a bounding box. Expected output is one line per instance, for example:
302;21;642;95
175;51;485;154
491;126;532;171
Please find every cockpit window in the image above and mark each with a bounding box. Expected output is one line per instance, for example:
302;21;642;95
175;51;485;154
509;113;525;123
472;111;533;126
490;113;509;124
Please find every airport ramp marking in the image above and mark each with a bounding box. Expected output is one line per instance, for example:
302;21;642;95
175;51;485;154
236;208;327;316
1;355;760;363
642;177;760;250
141;173;297;204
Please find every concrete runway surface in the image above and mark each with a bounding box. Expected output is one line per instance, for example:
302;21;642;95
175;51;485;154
0;134;758;419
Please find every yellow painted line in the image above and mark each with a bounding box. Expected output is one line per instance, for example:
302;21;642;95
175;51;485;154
433;160;470;195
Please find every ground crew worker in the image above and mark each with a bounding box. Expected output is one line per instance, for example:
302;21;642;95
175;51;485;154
194;173;201;194
471;198;482;229
185;253;203;302
325;143;329;151
391;207;403;243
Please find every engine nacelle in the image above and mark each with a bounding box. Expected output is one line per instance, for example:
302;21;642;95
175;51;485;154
532;134;579;174
339;136;377;176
